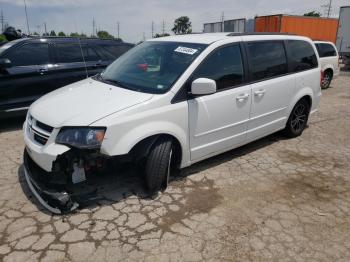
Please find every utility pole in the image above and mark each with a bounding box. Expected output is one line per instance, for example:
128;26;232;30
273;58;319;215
143;32;145;41
0;10;4;32
44;22;47;35
221;12;225;32
151;21;154;38
117;21;120;39
92;17;95;37
23;0;30;35
327;0;332;18
162;20;165;35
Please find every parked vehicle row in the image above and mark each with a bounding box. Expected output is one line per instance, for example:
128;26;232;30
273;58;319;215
0;37;133;118
314;41;340;89
22;33;322;213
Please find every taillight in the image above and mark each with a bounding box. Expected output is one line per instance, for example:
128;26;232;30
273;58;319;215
320;70;324;88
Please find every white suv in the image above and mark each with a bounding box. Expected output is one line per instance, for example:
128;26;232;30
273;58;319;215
314;41;340;89
23;33;322;213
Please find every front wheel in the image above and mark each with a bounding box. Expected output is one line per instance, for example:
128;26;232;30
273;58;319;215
145;137;173;193
283;99;310;138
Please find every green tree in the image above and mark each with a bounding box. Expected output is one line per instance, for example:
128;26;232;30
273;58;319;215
304;11;321;17
96;30;114;39
70;32;87;38
0;34;6;42
172;16;192;34
49;30;56;36
32;32;39;36
153;33;170;38
58;31;66;36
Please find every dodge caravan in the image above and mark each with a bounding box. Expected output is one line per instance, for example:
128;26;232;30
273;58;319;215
23;33;322;213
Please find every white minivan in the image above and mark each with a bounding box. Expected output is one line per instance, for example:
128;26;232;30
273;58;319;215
23;33;322;213
314;41;340;89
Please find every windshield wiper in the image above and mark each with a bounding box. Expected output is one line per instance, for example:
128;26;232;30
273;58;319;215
96;75;141;92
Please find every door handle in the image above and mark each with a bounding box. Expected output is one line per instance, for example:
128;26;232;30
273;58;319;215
254;89;266;97
236;93;249;102
38;68;48;75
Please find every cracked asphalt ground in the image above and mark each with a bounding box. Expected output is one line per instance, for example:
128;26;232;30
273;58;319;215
0;76;350;262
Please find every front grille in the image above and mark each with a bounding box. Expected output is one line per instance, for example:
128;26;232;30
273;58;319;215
27;115;53;146
34;133;48;145
36;120;54;133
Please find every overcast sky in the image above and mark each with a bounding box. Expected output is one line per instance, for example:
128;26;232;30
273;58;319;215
1;0;349;43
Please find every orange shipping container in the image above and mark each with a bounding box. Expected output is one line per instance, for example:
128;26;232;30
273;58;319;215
255;15;338;43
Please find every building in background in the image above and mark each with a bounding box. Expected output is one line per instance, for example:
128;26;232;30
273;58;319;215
203;18;254;33
255;14;338;43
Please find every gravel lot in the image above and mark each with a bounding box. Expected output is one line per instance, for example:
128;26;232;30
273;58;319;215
0;75;350;262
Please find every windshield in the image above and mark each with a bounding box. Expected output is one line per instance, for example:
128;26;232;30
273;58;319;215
99;41;207;94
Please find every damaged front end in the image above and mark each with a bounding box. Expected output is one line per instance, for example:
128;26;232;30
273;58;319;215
23;147;114;214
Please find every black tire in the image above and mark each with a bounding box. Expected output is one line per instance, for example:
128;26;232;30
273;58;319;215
321;70;332;89
284;99;310;138
145;136;173;193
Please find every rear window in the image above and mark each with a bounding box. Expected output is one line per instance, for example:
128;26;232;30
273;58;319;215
247;41;288;81
316;43;337;57
287;40;318;72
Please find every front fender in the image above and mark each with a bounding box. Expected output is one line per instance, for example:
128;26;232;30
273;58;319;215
100;121;190;167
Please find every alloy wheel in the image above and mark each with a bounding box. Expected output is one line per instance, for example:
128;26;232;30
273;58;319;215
291;103;308;133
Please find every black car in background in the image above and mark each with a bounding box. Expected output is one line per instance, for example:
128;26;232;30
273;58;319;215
0;37;133;118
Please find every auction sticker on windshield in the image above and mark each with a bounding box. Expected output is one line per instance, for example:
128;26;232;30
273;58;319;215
174;46;198;55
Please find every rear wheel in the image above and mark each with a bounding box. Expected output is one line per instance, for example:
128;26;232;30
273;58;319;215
321;70;332;89
284;99;310;138
145;136;173;193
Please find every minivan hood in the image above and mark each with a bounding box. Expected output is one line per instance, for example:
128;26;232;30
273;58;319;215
29;78;153;127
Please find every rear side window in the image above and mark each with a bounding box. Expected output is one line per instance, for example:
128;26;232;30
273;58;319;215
287;40;318;72
56;43;83;63
316;43;337;57
247;41;287;81
7;43;49;66
192;44;244;90
82;45;100;61
93;45;116;60
102;45;132;58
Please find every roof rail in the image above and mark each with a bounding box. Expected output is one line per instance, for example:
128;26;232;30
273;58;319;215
226;32;296;36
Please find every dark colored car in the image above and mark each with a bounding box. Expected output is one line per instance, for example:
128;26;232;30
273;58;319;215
0;37;133;118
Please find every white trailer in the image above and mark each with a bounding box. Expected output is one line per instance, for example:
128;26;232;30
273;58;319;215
336;6;350;68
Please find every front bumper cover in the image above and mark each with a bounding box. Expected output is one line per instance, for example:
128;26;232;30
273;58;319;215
23;149;80;214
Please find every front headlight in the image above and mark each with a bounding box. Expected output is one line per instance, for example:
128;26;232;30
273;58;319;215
56;127;106;149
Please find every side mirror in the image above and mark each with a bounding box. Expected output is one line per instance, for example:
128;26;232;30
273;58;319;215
0;58;11;69
191;78;217;96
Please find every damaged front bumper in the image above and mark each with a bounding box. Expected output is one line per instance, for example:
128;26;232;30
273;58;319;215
24;149;80;214
23;148;108;214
